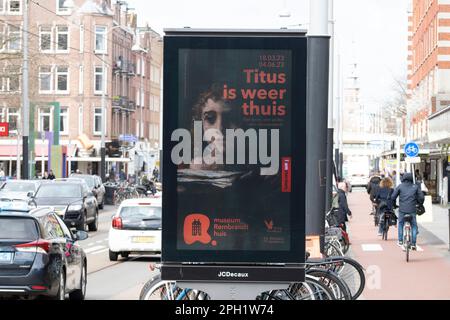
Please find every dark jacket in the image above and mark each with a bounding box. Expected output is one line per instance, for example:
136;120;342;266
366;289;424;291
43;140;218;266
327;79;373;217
337;189;352;225
391;173;424;214
367;176;381;201
375;187;394;212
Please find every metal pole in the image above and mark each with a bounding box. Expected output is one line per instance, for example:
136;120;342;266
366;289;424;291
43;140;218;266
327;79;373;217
22;0;30;180
100;53;106;182
448;208;450;251
306;0;330;242
325;0;334;211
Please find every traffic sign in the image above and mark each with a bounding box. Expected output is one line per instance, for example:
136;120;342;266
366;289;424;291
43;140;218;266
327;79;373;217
404;142;419;158
405;157;421;164
0;122;9;137
119;134;137;143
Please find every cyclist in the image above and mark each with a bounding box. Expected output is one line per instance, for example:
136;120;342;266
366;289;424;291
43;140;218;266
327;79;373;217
367;174;382;215
375;177;394;236
391;172;424;251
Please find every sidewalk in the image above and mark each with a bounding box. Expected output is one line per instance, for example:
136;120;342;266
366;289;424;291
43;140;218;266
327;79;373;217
346;191;450;300
418;203;450;248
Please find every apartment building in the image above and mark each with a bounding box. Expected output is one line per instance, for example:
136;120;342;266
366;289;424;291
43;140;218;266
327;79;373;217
0;0;162;178
407;0;449;203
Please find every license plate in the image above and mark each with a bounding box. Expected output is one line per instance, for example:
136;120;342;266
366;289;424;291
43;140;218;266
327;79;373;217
132;236;154;243
0;252;13;264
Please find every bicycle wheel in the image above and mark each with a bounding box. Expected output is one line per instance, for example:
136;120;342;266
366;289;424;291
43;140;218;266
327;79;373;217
306;268;352;300
324;257;366;300
404;227;410;263
323;241;344;257
257;289;295;300
382;223;389;241
289;277;336;300
140;274;180;300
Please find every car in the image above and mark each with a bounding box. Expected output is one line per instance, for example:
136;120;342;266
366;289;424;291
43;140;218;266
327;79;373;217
33;181;99;232
0;207;89;300
347;174;369;188
0;180;41;201
108;197;162;261
69;174;106;210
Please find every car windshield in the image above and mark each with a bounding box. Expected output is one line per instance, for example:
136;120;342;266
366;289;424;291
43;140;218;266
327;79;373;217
0;217;39;240
119;206;162;220
1;182;36;193
71;175;95;188
36;184;81;198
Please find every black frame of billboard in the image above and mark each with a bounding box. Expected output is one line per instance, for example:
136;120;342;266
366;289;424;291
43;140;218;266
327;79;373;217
162;32;307;269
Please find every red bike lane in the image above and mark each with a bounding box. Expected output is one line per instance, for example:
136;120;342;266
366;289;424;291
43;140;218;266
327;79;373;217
346;191;450;300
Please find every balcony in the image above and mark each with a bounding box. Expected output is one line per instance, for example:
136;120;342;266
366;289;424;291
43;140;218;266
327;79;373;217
113;57;136;76
112;96;136;112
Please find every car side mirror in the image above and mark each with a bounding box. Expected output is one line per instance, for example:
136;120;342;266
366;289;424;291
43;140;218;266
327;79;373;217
27;191;34;198
75;231;89;241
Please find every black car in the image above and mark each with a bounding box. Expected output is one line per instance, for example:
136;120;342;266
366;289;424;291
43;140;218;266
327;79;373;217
33;181;98;232
70;174;106;209
0;208;88;300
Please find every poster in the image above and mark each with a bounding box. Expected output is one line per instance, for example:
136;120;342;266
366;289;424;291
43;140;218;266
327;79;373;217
163;34;307;264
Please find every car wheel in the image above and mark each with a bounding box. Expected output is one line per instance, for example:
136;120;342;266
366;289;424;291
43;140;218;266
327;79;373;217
53;269;66;300
88;210;98;232
69;263;86;300
109;250;118;261
121;252;129;259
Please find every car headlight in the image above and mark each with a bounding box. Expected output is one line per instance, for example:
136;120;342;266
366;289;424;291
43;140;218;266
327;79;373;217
68;204;83;211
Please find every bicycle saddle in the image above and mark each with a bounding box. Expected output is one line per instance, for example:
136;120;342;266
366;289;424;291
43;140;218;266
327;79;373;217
403;214;413;222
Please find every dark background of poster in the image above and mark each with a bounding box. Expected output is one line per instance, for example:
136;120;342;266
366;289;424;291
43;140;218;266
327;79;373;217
163;35;307;264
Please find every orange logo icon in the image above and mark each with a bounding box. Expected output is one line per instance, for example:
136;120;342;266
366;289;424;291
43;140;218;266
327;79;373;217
183;214;212;245
264;219;274;231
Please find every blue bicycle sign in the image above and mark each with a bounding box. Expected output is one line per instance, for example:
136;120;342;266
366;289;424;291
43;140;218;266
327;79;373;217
404;142;419;158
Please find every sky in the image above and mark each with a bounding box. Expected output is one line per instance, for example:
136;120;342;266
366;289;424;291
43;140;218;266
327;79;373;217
127;0;409;111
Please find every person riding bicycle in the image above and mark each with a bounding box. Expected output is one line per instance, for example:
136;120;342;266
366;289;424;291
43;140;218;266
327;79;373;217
390;172;424;251
375;177;395;236
367;174;382;215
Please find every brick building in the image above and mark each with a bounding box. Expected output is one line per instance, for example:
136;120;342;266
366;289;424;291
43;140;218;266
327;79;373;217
0;0;162;179
407;0;449;203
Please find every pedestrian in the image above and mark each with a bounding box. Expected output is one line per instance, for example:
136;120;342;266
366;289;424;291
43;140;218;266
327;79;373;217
0;167;5;179
391;172;424;251
43;171;48;180
336;182;352;232
47;170;56;180
375;177;394;236
391;170;398;186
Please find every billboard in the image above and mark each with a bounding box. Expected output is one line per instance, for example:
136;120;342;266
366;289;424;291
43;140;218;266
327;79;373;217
162;32;307;272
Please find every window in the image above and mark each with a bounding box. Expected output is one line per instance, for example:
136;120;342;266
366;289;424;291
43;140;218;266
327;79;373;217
93;107;102;135
79;25;84;53
60;108;68;135
142;59;145;77
6;66;20;92
136;58;141;75
154;97;160;112
56;25;69;52
8;0;21;14
8;25;21;51
95;26;107;53
39;26;52;52
56;66;69;93
39;107;52;132
78;105;83;134
94;66;104;94
151;65;160;84
0;0;4;13
79;65;83;94
39;66;52;93
7;107;20;132
56;0;71;14
0;24;5;51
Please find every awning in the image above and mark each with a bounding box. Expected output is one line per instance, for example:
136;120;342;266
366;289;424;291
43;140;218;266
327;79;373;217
0;145;77;157
70;157;131;163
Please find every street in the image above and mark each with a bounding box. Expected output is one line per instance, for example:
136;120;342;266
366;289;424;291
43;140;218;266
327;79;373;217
347;189;450;300
79;205;159;300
